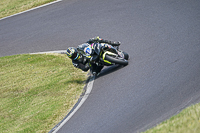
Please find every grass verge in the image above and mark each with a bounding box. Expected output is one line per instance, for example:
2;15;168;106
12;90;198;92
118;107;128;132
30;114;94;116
144;103;200;133
0;54;87;133
0;0;57;19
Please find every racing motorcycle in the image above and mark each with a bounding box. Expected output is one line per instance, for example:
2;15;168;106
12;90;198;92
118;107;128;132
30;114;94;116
77;43;129;67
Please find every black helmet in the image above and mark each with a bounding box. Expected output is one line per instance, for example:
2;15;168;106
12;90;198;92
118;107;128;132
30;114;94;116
66;47;80;60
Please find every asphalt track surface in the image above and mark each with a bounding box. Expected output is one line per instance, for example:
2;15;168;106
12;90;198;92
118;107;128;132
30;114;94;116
1;0;200;132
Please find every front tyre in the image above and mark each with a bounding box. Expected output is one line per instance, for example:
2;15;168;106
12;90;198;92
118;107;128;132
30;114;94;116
122;51;129;60
105;55;128;66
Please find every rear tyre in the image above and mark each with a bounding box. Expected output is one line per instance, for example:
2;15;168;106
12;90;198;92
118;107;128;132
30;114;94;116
105;55;128;66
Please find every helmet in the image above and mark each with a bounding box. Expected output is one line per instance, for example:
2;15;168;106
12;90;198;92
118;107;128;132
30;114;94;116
66;47;80;60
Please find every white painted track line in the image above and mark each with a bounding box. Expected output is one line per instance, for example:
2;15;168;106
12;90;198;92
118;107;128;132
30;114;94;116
30;50;67;54
0;0;62;21
52;76;95;133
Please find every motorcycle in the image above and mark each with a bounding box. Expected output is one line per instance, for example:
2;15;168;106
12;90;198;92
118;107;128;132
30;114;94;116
77;43;129;67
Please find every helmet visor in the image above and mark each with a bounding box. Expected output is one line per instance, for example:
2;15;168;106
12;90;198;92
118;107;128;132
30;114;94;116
72;52;79;60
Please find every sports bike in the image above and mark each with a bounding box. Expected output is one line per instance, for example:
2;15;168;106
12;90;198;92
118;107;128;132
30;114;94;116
77;43;129;67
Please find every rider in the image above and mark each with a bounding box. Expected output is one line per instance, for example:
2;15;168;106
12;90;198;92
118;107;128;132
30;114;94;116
66;36;121;76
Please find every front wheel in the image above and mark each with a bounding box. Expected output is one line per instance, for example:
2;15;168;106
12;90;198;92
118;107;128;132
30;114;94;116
122;51;129;60
105;55;128;66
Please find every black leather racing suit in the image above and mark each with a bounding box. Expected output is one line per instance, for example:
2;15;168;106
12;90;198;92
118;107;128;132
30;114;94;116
72;37;120;75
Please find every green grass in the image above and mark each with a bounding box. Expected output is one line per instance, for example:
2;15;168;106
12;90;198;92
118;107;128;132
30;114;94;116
0;0;56;19
144;103;200;133
0;54;87;133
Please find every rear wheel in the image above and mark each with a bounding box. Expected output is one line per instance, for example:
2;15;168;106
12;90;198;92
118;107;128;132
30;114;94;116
105;55;128;66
